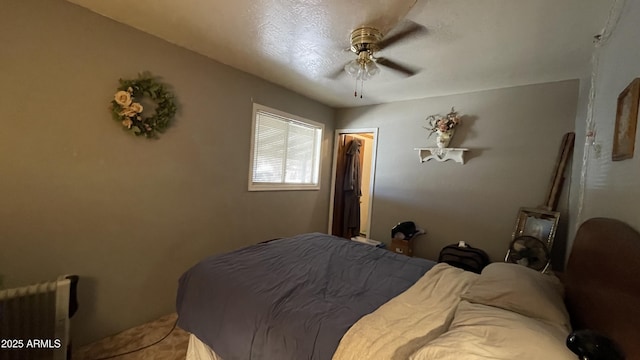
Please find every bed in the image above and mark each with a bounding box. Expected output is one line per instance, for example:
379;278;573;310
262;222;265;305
176;233;436;359
176;218;640;360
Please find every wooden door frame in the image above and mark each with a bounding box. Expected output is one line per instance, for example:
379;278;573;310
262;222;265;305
328;128;379;237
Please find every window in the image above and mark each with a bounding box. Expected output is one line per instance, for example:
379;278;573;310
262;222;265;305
249;104;323;191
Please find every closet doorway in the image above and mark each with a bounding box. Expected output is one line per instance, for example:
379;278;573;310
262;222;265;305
328;128;378;239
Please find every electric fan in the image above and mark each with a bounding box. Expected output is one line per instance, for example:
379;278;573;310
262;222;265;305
505;235;550;272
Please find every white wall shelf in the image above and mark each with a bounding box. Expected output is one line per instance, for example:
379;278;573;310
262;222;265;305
414;147;469;164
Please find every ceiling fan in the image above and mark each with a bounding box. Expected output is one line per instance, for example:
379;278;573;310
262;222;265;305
333;21;426;97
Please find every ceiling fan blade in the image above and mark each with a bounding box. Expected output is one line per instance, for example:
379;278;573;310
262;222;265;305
375;57;418;77
325;63;348;79
378;21;427;50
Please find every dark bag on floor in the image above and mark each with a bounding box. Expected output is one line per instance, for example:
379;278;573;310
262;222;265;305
438;243;490;274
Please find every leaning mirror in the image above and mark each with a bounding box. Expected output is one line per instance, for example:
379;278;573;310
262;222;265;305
511;207;560;246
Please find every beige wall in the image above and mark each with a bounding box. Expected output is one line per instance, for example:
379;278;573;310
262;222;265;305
0;0;334;345
336;80;578;263
575;0;640;234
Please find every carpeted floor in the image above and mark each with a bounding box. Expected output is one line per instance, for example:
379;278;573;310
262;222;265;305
74;313;189;360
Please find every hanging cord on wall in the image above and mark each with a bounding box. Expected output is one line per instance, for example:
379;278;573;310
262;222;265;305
91;318;178;360
574;0;626;233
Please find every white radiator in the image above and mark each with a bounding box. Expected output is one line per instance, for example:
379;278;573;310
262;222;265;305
0;276;73;360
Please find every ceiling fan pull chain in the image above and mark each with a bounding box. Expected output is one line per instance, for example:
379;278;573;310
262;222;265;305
354;77;358;97
360;78;364;99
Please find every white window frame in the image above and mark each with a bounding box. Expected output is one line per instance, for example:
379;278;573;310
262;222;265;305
248;103;323;191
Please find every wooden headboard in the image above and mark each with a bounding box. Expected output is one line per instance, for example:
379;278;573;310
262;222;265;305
564;217;640;359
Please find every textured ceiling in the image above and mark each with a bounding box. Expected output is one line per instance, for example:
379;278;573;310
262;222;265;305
66;0;613;108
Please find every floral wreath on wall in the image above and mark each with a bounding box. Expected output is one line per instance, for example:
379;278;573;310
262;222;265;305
111;73;177;138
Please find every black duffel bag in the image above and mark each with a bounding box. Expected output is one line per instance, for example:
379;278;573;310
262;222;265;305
438;242;490;274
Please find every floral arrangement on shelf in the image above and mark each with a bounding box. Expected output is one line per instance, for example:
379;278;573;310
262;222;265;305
424;107;461;137
111;73;177;138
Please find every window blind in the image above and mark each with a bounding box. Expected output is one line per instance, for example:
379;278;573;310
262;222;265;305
251;109;322;189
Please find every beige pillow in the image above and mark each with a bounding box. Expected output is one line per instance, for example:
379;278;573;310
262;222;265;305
409;301;575;360
461;262;570;329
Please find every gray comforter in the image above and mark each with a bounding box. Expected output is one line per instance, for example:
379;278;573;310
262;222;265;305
176;233;435;360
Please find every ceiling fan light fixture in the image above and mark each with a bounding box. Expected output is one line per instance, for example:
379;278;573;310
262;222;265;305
344;59;362;78
344;51;379;81
364;60;380;77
